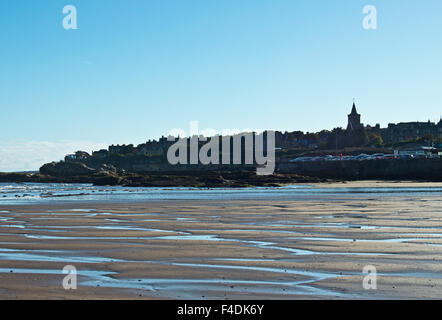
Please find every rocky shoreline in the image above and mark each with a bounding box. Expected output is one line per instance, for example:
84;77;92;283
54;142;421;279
0;170;331;188
3;157;442;187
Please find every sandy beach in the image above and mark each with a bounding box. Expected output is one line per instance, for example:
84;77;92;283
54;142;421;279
0;181;441;300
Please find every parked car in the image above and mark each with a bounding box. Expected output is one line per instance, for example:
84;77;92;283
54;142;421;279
371;153;385;160
290;157;313;162
353;153;370;161
398;154;414;159
324;155;340;161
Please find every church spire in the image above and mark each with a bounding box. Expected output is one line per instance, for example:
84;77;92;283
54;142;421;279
347;100;362;130
351;99;357;114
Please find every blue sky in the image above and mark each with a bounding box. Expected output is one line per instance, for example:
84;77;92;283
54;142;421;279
1;0;442;171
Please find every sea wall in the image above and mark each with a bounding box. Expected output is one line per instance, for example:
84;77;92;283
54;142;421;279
278;158;442;181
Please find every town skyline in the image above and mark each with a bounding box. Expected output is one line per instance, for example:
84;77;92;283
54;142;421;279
1;102;441;172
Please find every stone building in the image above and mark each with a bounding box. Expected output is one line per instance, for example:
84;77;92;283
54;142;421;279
109;144;135;154
137;143;165;157
384;120;442;144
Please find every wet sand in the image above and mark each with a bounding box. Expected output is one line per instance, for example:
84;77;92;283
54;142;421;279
0;181;442;299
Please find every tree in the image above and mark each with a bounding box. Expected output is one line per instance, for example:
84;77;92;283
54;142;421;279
417;134;434;143
368;133;383;146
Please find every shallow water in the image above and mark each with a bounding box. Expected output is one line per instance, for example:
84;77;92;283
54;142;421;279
2;182;442;204
0;262;349;298
0;248;124;263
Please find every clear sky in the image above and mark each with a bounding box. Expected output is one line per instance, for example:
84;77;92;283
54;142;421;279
1;0;441;171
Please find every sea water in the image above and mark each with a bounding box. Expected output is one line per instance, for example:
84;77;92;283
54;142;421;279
0;182;441;204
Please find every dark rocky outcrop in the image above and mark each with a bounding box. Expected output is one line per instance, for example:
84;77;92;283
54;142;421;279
4;157;441;187
40;161;96;177
1;162;330;188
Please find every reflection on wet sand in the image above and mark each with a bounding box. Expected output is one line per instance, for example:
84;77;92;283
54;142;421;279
0;185;442;299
